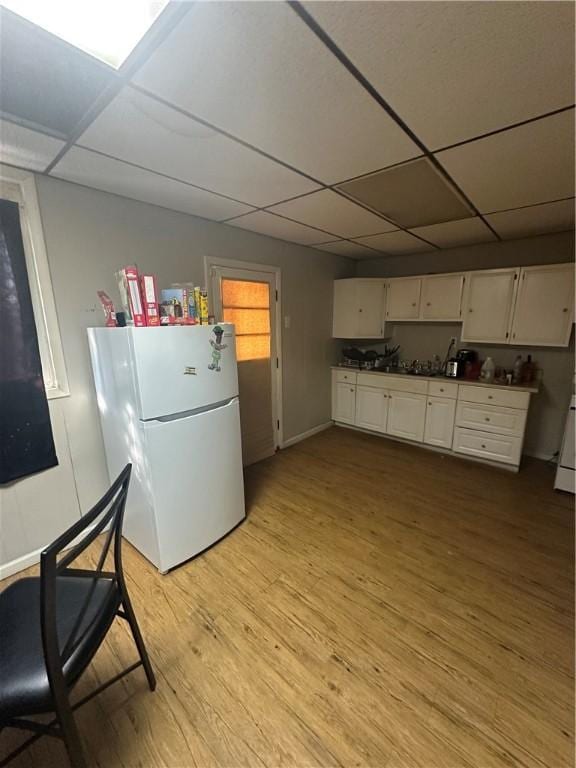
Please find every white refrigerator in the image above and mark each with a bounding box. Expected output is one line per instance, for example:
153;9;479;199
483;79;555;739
87;324;245;573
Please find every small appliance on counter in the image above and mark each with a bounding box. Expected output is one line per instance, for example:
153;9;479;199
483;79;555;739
445;348;478;378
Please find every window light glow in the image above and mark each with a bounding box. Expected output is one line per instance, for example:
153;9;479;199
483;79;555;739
221;279;271;362
0;0;168;68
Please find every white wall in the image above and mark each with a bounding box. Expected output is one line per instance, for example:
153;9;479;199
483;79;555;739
0;176;353;576
355;230;575;460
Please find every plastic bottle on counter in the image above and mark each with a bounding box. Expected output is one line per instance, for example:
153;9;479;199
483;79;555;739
512;355;523;385
521;355;536;385
480;356;495;383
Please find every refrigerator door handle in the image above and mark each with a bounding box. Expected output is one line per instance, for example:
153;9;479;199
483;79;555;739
144;396;239;423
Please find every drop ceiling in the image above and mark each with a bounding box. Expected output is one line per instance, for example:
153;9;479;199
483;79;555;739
0;1;574;260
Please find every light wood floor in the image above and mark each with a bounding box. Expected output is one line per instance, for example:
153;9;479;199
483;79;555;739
1;426;574;768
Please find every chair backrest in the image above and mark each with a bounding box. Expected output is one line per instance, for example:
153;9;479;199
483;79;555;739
39;464;132;678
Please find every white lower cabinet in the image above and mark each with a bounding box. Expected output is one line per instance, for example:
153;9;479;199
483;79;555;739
387;392;427;443
355;385;388;433
424;396;456;448
332;381;356;425
452;427;522;466
331;370;532;470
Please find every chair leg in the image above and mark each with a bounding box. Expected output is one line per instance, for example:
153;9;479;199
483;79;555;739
54;697;87;768
121;594;156;691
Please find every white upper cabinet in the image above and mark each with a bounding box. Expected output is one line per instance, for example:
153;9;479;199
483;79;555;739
333;279;386;338
420;273;464;321
461;268;519;344
510;264;574;347
386;277;422;320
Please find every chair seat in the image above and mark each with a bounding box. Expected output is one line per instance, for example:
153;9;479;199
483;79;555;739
0;576;121;721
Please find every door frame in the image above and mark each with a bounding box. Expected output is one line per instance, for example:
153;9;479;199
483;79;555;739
204;255;284;450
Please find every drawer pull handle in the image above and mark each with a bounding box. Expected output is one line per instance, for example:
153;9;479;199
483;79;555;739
429;402;432;406
439;388;444;392
426;302;431;306
563;307;569;313
481;444;487;449
485;417;490;422
350;388;354;393
488;395;493;400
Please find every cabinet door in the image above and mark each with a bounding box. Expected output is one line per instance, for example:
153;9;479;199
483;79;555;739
386;278;422;320
424;396;456;448
510;264;574;347
332;279;358;338
386;391;427;442
461;268;518;343
333;382;356;424
356;281;385;337
420;274;464;321
355;386;388;432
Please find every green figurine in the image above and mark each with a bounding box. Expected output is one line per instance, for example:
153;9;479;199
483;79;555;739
208;325;227;372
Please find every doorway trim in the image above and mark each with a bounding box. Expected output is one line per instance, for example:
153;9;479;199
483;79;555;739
204;255;284;451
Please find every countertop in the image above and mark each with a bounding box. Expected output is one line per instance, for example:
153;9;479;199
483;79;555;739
331;366;540;394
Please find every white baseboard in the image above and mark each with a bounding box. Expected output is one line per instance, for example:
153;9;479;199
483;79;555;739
0;521;100;582
0;546;46;581
282;421;332;449
523;449;558;462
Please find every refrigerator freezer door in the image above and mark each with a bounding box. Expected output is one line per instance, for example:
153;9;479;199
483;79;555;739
143;397;245;572
130;325;239;420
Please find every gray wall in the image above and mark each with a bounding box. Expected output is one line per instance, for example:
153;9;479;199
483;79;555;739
355;230;575;278
355;230;575;459
1;175;352;574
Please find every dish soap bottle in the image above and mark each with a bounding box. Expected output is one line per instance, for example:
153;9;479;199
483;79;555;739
512;355;523;385
480;356;495;383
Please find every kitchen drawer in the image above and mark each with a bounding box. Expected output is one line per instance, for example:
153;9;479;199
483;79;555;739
456;401;527;437
428;380;458;399
357;373;428;395
458;384;530;410
333;369;357;385
452;427;522;466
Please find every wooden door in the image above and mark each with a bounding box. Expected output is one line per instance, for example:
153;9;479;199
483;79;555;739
212;268;278;466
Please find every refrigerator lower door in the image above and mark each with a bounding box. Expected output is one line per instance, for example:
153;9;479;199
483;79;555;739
142;398;245;572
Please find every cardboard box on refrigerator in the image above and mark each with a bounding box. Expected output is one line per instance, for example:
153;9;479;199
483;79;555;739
140;274;160;326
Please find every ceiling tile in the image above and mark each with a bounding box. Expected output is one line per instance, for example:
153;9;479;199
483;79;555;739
355;230;436;256
0;7;115;137
314;240;382;259
51;146;255;221
132;2;420;184
338;158;473;228
227;211;330;245
485;199;575;240
304;1;575;149
266;189;396;239
0;119;65;171
436;110;575;212
409;217;497;248
77;87;319;207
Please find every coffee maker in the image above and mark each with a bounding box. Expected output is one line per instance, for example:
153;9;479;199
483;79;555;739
445;348;477;378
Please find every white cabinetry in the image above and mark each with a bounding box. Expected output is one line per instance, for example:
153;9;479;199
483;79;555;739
385;277;421;320
387;391;427;442
333;279;386;339
510;264;574;347
332;371;357;424
355;385;388;433
424;397;456;448
461;268;519;343
420;273;464;321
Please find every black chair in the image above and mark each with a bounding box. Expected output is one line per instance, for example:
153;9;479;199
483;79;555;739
0;463;155;768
